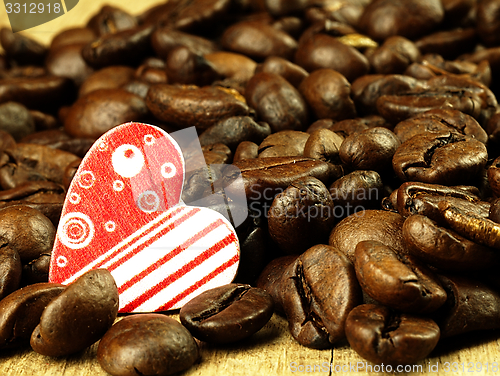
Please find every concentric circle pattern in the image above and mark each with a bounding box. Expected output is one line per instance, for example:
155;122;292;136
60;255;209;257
58;212;95;250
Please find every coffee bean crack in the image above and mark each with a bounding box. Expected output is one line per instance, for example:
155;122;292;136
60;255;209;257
292;261;328;334
188;285;250;322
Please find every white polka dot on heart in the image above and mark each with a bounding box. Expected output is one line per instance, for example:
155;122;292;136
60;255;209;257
112;144;145;178
161;162;176;178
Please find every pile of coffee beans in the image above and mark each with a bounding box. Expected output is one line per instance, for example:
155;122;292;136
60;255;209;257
1;0;500;373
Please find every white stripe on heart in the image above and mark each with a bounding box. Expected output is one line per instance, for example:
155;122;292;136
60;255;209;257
100;207;200;274
134;261;239;312
111;217;230;289
61;205;190;285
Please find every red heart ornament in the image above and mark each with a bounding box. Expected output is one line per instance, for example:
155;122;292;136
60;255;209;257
49;122;240;312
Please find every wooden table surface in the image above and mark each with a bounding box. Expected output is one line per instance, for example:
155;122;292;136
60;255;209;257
1;1;500;375
1;312;500;376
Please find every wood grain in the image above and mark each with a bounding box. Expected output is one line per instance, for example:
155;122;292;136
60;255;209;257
1;313;499;376
1;1;500;375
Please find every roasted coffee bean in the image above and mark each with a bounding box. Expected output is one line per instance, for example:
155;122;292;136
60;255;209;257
0;143;80;189
82;24;155;68
336;33;379;50
0;76;70;110
229;156;341;202
268;176;336;254
30;269;118;356
117;80;150;99
358;0;444;40
303;128;343;164
486;112;500;149
272;16;304;38
394;108;488;144
256;255;296;313
464;47;500;77
0;206;55;271
86;5;137;37
62;158;80;191
78;66;135;97
435;274;500;338
306;119;336;134
264;0;308;16
0;130;15;155
29;110;58;131
23;254;51;285
50;27;97;52
0;28;46;66
352;74;428;115
298;69;356;121
392;131;488;185
329;210;408;263
235;222;270;284
476;0;500;46
162;0;233;32
441;0;475;27
199;116;271;150
306;3;365;25
221;20;297;61
0;245;22;300
426;74;497;124
488;156;500;197
437;59;490;83
329;170;383;211
438;201;500;249
1;66;47;79
377;89;482;124
281;244;362;349
393;181;489;220
0;181;63;203
0;283;65;348
367;36;421;74
45;43;94;87
64;88;148;139
151;26;218;59
165;46;221;86
403;214;499;271
21;129;94;158
202;143;232;164
330;116;391;136
345;304;440;365
234;141;259;161
354;240;446;313
339;127;400;173
134;65;168;85
490;198;500;223
97;314;199;376
180;284;273;343
147;84;249;130
415;28;477;59
0;102;35;141
182;163;226;203
258;130;309;158
255;56;308;88
205;51;257;85
295;33;369;82
139;57;166;70
0;203;62;230
245;72;308;132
